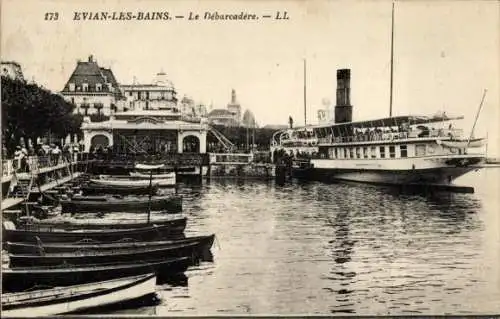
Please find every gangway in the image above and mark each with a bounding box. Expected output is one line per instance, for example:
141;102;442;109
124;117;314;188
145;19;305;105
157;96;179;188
208;126;234;152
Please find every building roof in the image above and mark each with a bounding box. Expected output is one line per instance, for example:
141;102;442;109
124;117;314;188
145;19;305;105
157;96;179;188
242;109;257;127
61;56;123;98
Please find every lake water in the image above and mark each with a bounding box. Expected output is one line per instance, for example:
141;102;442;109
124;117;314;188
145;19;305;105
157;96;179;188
119;168;500;316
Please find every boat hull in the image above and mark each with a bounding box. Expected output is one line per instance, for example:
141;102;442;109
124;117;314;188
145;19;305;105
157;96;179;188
7;234;215;254
95;174;176;187
3;218;187;243
60;195;182;213
18;217;188;231
129;171;176;179
293;155;483;185
2;257;191;293
2;274;157;317
9;239;214;267
80;183;159;196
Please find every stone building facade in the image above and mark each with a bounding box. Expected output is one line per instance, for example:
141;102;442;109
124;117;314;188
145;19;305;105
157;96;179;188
61;55;125;116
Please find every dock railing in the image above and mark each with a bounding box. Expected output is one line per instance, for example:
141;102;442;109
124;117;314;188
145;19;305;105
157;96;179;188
2;159;14;178
4;154;81;175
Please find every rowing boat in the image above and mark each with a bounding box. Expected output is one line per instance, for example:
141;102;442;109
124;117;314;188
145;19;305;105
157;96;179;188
9;239;212;267
2;218;187;243
7;234;214;254
60;195;182;213
80;182;159;196
16;216;187;231
93;174;176;187
2;257;190;293
2;273;157;317
129;171;176;179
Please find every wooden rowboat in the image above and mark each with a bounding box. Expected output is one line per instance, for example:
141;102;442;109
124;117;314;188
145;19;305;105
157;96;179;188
2;257;191;293
7;234;215;255
135;163;166;170
2;273;157;317
93;174;176;187
16;216;187;231
129;171;176;179
9;238;213;267
80;182;159;196
2;218;187;243
60;195;182;213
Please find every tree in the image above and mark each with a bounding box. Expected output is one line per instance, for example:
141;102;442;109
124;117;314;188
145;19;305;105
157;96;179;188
1;76;82;156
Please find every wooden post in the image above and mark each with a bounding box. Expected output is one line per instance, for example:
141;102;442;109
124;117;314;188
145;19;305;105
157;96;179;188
147;169;153;224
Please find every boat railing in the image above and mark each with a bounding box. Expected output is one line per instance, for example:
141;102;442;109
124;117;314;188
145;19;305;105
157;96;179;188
288;128;465;146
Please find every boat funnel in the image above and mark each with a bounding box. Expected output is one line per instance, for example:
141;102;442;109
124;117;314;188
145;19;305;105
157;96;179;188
334;69;353;123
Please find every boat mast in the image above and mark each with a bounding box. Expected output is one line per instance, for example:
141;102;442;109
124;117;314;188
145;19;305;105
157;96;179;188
304;58;307;126
147;169;153;224
389;1;395;117
466;89;487;149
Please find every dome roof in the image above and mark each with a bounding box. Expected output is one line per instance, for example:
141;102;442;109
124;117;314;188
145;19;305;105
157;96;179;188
153;72;174;89
242;109;256;127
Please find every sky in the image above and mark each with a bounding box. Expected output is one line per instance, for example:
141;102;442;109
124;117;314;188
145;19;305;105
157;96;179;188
1;0;499;153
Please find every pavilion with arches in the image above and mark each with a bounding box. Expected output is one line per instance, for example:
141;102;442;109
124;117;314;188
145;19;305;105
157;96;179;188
81;109;208;155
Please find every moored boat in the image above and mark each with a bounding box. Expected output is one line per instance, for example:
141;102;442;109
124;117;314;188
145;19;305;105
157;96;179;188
60;195;182;213
129;171;176;179
270;4;488;188
7;234;215;254
2;257;191;293
80;182;160;196
92;175;175;187
16;215;187;231
271;69;487;186
9;239;212;267
1;273;157;317
2;218;187;243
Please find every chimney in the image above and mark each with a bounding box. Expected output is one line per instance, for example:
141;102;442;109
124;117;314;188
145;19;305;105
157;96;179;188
334;69;353;123
88;55;94;62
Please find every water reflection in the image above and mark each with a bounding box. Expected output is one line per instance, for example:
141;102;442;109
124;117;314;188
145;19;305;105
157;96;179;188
157;273;189;287
327;208;356;314
123;170;499;315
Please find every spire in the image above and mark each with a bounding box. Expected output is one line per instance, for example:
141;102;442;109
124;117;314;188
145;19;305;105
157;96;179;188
231;89;236;104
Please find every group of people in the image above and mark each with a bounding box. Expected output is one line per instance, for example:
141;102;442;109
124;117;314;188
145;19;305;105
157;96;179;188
11;142;82;172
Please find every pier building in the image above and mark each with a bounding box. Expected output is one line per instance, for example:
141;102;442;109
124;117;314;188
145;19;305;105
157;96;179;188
81;109;209;154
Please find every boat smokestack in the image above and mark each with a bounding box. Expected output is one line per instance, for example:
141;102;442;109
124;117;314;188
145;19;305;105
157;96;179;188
334;69;353;123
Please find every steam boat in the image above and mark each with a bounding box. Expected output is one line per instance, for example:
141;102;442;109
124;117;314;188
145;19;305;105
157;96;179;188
271;69;487;186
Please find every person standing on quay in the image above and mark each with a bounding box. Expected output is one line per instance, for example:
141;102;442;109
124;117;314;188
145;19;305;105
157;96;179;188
51;144;61;165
